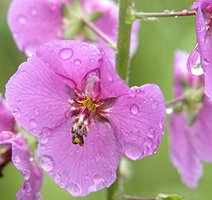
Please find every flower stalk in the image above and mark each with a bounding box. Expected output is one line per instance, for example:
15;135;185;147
134;10;196;19
115;0;134;83
82;17;117;51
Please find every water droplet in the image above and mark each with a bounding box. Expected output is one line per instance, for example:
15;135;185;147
18;100;22;105
147;127;155;138
90;59;95;63
39;155;55;172
67;183;82;196
40;136;48;145
59;48;73;60
191;63;204;75
93;174;105;187
24;182;31;192
14;155;21;164
144;138;153;148
18;15;27;24
30;7;37;16
41;127;52;136
130;104;139;115
124;143;141;160
24;43;37;56
34;108;39;116
12;108;20;119
29;119;37;129
23;169;31;180
159;121;164;130
74;59;81;66
81;44;88;50
166;107;173;115
150;98;159;109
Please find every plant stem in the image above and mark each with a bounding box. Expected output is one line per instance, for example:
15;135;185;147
82;18;117;51
135;10;196;19
123;196;155;200
106;167;121;200
115;0;134;83
165;94;185;107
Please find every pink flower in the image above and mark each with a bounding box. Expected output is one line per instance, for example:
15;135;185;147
169;50;212;187
8;0;139;61
0;132;43;200
0;94;15;132
188;0;212;97
6;41;165;196
0;95;43;200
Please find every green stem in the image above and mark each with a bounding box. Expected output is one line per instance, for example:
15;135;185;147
116;0;134;83
106;172;120;200
135;10;196;19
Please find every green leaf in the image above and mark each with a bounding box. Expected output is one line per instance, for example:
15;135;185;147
156;193;185;200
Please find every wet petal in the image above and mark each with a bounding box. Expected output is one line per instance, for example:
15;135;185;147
38;120;120;196
37;40;103;90
6;56;70;136
108;84;166;160
99;58;129;98
0;132;43;200
0;94;15;132
191;97;212;162
205;58;212;97
168;113;202;188
8;0;66;56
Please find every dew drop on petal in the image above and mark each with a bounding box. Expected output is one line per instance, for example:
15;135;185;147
12;108;20;119
39;155;55;172
59;48;74;60
166;107;173;115
34;108;39;116
40;136;48;145
124;143;141;159
41;127;52;136
144;138;153;148
191;64;204;75
18;15;27;24
147;127;155;138
35;193;43;200
67;183;82;196
23;169;31;180
30;7;37;16
130;104;139;115
14;154;21;164
74;59;81;66
24;182;32;192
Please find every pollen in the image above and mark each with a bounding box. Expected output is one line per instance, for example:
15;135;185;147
81;97;98;112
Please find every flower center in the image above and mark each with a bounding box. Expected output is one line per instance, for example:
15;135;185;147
70;96;100;146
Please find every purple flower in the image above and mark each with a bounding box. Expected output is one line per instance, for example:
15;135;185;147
188;0;212;97
8;0;139;61
0;95;43;199
6;41;165;196
169;50;212;187
0;94;15;132
0;132;43;200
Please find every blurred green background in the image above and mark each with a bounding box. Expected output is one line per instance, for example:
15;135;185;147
1;0;212;199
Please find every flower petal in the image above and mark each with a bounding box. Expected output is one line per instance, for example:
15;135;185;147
8;0;66;56
0;132;43;200
37;40;103;90
191;97;212;162
108;84;166;160
38;120;120;196
6;56;70;136
168;113;202;188
99;58;129;98
0;94;15;132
